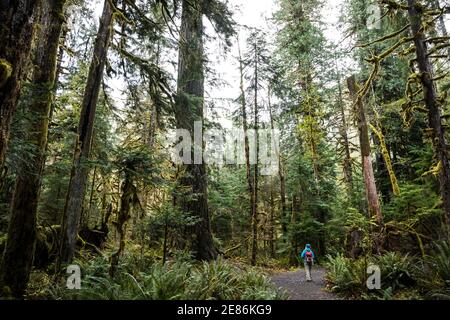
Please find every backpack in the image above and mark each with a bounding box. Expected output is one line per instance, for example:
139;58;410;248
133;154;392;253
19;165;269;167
305;251;313;263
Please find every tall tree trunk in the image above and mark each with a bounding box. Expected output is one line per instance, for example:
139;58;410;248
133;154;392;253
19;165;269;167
268;88;287;234
251;40;259;266
174;0;217;261
237;40;255;256
336;65;353;197
407;0;450;243
0;0;66;298
269;177;275;258
347;75;383;225
147;41;161;150
0;0;41;186
59;0;116;265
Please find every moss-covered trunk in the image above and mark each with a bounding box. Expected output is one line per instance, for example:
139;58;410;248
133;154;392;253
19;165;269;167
174;0;217;261
59;0;116;265
0;0;66;298
109;173;134;277
407;0;450;243
0;0;41;186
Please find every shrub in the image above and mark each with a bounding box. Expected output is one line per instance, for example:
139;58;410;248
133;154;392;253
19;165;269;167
429;241;450;286
325;254;367;298
29;252;281;300
375;252;415;291
422;241;450;299
326;252;417;299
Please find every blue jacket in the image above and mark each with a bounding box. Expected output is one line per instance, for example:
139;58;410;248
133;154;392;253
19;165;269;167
300;244;315;261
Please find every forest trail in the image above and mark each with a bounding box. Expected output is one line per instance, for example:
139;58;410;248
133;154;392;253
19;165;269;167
270;267;339;300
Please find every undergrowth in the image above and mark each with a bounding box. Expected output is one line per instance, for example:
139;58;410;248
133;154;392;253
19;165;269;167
325;242;450;300
26;250;283;300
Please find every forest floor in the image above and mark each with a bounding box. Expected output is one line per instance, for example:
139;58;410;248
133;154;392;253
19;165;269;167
270;267;339;300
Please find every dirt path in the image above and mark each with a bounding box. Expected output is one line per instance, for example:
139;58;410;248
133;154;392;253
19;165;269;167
270;267;338;300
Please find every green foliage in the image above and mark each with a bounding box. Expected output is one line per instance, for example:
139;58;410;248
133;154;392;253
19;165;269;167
326;251;423;299
326;208;377;256
325;254;367;297
286;214;324;259
383;181;445;249
32;253;281;300
384;183;442;222
375;252;415;291
145;202;201;255
3;0;450;302
209;166;248;243
114;145;158;180
201;0;236;46
430;242;450;286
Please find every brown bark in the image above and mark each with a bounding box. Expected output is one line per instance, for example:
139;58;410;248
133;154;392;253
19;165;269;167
407;0;450;242
1;0;64;297
0;0;41;186
0;0;66;298
347;75;383;225
174;0;217;261
59;0;117;265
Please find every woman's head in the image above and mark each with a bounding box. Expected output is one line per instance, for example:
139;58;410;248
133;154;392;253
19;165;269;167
306;244;311;249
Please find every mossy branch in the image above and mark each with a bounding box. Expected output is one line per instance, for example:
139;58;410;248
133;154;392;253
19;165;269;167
422;160;442;178
355;37;413;108
425;36;450;44
356;24;410;49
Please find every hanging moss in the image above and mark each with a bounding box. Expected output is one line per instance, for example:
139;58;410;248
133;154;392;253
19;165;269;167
0;58;13;88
